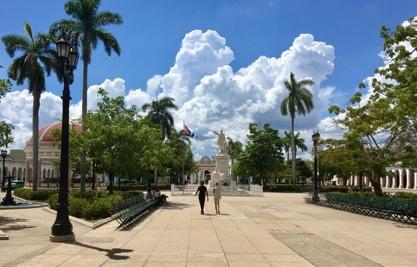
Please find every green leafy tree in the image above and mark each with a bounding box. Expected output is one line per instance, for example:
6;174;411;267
243;123;285;185
167;129;195;184
328;19;417;196
82;88;139;194
2;23;59;191
0;121;14;148
142;97;178;140
50;0;123;192
281;72;314;183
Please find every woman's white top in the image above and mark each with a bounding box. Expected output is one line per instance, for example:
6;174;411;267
214;186;222;199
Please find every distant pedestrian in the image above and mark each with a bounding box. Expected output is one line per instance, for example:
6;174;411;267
213;182;222;214
194;181;208;214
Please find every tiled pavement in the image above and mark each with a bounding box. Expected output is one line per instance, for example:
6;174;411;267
2;193;417;266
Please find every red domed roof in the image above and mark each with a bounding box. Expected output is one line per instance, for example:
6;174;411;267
26;122;82;145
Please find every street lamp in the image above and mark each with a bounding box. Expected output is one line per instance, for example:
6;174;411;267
50;37;79;242
1;149;16;205
1;149;6;191
312;131;320;202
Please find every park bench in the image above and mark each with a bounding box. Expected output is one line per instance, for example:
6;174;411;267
112;194;168;230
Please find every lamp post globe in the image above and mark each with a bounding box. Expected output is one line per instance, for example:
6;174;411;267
50;36;78;242
312;131;320;202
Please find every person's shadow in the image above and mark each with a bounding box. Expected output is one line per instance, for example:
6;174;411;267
69;241;133;260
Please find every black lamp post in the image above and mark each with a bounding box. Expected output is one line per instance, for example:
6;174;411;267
1;149;16;205
50;37;79;242
312;131;320;202
1;149;6;192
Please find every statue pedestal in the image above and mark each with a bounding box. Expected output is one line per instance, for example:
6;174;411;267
214;153;230;185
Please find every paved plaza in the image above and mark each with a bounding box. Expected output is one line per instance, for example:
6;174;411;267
1;193;417;267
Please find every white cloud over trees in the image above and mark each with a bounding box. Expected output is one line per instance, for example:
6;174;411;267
0;29;340;158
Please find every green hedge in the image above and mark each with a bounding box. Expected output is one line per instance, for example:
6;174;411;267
325;192;417;216
14;188;58;201
115;184;171;191
39;190;143;221
263;184;371;193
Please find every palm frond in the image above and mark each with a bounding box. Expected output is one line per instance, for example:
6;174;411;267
96;11;123;26
1;35;30;57
95;28;121;55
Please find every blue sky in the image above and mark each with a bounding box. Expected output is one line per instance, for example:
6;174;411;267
1;0;415;102
0;0;416;156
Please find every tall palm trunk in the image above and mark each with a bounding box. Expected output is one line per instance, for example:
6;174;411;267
291;113;296;184
32;90;40;191
80;58;89;192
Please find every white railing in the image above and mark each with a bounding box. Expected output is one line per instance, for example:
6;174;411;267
171;183;263;196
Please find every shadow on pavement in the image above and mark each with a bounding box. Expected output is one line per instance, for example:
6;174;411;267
0;216;34;232
160;202;191;210
69;241;133;260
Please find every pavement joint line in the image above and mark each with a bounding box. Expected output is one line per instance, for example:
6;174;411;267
185;204;191;266
141;208;175;266
228;204;273;266
209;208;231;267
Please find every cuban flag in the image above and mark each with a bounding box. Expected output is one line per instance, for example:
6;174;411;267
183;123;194;137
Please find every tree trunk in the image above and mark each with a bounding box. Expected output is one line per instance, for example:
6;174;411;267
291;114;296;184
108;173;114;195
80;59;89;192
358;171;363;190
32;90;40;191
370;169;383;197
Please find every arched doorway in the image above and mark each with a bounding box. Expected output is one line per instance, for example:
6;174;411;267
381;176;386;188
18;168;23;180
12;167;17;178
47;169;51;178
42;169;46;180
395;170;400;188
409;169;415;189
52;169;55;178
401;169;407;188
204;170;211;184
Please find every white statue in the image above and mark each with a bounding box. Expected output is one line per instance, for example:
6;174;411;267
213;130;227;154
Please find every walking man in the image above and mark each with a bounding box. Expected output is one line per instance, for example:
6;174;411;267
195;181;208;214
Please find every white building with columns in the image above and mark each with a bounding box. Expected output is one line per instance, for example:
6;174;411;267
341;166;417;191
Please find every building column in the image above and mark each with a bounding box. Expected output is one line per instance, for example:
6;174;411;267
353;175;358;186
406;169;411;189
399;169;404;188
392;171;397;188
24;160;30;186
414;172;417;190
37;160;42;188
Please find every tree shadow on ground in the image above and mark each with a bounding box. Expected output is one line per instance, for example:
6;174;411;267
160;202;191;210
69;241;133;260
0;216;35;232
393;223;417;230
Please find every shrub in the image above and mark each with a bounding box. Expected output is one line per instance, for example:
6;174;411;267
47;193;59;209
263;184;372;193
14;188;58;201
68;197;88;218
325;192;417;216
116;184;170;191
84;195;123;220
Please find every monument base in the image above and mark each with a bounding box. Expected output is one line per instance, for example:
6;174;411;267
214;153;231;185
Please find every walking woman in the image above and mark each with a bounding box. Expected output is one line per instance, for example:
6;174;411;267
213;182;222;214
195;181;208;214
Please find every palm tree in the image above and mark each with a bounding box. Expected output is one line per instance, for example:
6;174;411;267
227;137;243;165
2;23;59;191
282;131;307;162
50;0;123;191
281;72;314;183
142;97;178;140
227;137;243;183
